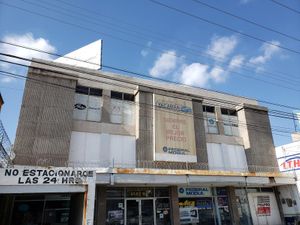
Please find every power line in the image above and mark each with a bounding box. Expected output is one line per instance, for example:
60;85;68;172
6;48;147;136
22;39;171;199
3;0;300;86
1;51;299;117
191;0;300;42
269;0;300;15
148;0;300;55
0;43;299;111
0;68;295;136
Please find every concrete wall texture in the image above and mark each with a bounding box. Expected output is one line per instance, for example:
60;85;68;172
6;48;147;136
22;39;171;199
13;60;278;171
13;68;76;166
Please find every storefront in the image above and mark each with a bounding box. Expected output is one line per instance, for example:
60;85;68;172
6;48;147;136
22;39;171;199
178;187;231;225
0;166;95;225
99;187;171;225
96;186;233;225
0;193;84;225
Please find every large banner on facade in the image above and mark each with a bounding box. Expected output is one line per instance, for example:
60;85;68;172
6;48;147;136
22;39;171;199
154;94;196;162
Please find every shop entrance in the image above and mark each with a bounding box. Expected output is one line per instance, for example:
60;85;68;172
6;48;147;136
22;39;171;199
126;199;155;225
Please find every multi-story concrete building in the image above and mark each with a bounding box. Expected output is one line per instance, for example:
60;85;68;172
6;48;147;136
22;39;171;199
0;93;13;168
0;51;298;225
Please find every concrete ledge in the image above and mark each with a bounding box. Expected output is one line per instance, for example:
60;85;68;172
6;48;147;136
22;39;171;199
206;134;244;146
236;103;268;112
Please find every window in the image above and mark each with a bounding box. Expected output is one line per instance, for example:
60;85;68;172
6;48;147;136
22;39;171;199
203;105;218;134
110;91;135;125
73;85;103;122
207;143;248;172
221;108;239;136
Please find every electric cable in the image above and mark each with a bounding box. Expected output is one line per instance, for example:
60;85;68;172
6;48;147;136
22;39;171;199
148;0;300;55
2;0;300;86
191;0;300;42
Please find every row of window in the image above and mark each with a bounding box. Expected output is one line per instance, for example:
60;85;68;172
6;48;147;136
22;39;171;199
74;86;135;124
73;86;240;136
75;86;135;101
203;105;239;136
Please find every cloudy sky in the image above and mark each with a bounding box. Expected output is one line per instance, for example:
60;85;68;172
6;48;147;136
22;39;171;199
0;0;299;146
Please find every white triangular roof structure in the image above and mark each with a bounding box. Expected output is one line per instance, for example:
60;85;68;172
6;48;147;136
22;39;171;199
54;40;102;70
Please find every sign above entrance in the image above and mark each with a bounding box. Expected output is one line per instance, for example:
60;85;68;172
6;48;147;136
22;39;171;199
0;166;95;185
178;187;211;197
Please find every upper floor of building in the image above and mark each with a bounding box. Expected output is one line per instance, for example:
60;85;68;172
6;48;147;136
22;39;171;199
13;59;278;174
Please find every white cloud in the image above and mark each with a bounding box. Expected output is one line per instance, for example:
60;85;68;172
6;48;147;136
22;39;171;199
249;41;280;65
206;35;238;61
229;55;245;69
149;50;177;77
0;77;16;83
140;41;152;57
210;67;226;83
180;63;210;87
0;32;56;70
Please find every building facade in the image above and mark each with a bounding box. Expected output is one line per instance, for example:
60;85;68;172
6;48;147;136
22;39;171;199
0;58;298;225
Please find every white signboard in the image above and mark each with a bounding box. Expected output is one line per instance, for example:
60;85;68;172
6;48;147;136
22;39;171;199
277;153;300;172
178;187;211;197
0;167;95;185
180;208;199;224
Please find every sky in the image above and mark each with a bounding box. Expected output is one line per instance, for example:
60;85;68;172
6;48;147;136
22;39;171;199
0;0;299;147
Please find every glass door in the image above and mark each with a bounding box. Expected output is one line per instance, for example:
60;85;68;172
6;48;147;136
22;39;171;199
126;199;154;225
126;200;139;225
141;199;154;225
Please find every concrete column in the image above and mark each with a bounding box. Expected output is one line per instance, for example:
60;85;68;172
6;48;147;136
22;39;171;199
227;187;240;225
236;104;278;169
96;186;107;225
136;90;154;163
192;99;208;164
101;89;111;123
215;106;225;135
274;186;286;225
85;180;96;225
170;186;180;225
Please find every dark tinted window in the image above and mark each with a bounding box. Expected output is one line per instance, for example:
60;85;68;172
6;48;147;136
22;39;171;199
203;105;215;113
76;86;89;95
221;108;237;116
124;93;135;101
89;88;102;96
155;188;170;197
111;91;123;100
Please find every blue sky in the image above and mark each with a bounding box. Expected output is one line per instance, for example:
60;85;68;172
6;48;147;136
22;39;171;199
0;0;299;146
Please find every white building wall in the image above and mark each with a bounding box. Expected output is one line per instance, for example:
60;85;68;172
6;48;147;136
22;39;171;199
69;131;136;167
207;143;248;172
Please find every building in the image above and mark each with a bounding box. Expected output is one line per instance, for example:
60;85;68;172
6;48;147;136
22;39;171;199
0;44;298;225
0;92;13;168
276;132;300;224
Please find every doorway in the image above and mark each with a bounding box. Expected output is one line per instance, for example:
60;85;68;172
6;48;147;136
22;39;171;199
126;199;155;225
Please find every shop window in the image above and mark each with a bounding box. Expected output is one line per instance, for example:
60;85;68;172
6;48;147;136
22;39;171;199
106;199;124;225
203;105;218;134
73;85;103;122
106;188;124;198
156;198;171;225
155;188;170;197
110;91;135;125
221;108;239;136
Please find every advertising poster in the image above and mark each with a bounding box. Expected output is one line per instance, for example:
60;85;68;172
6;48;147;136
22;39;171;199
179;208;199;224
154;94;196;162
257;196;271;216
